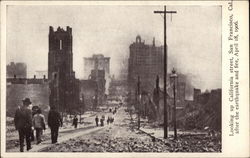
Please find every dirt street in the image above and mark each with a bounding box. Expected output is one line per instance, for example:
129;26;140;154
40;107;221;152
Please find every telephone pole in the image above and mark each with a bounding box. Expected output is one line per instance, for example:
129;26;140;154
154;6;177;139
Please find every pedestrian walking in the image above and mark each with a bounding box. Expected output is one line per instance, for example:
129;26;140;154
110;117;114;124
107;117;110;125
100;118;104;126
14;98;33;152
31;105;41;141
95;116;99;127
72;115;78;129
28;104;35;142
48;106;62;144
101;115;105;126
33;108;46;144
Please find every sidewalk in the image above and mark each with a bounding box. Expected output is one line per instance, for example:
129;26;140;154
139;126;207;140
6;112;99;152
135;117;207;140
7;124;107;152
30;126;106;152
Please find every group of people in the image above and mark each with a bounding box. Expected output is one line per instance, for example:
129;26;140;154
95;107;117;127
14;98;119;152
106;116;114;125
95;115;106;127
14;98;62;152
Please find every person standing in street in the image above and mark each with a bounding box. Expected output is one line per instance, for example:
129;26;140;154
33;108;46;144
28;104;35;142
14;98;33;152
100;118;104;126
72;115;78;129
101;115;105;126
30;105;41;141
107;117;110;125
48;106;62;144
95;116;99;127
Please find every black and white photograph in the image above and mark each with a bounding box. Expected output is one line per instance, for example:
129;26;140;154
1;1;247;156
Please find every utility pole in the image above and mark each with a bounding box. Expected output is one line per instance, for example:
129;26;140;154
154;6;177;139
137;76;141;129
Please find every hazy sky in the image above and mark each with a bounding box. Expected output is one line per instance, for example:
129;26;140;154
7;5;221;91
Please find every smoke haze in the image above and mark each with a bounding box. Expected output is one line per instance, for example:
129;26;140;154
6;5;221;92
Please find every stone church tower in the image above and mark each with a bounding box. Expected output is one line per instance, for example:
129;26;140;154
48;26;79;112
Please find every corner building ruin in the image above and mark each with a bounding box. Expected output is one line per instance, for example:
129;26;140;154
48;26;80;113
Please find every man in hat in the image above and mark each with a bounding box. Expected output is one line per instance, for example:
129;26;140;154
14;98;33;152
48;106;62;144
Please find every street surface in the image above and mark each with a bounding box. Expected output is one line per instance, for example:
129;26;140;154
41;106;169;152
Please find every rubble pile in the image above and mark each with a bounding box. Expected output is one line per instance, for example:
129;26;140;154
164;134;221;152
43;134;170;152
42;125;221;152
178;89;221;131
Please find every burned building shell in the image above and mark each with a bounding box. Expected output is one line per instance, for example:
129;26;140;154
48;26;80;113
128;35;163;103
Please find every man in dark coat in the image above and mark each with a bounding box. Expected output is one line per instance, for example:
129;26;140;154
14;98;33;152
95;116;99;127
48;106;62;144
72;115;78;129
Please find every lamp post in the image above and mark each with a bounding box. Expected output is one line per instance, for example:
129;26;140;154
137;76;141;129
79;97;82;124
170;68;178;139
79;94;84;124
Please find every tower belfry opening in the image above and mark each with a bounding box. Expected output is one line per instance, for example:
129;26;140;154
60;39;62;50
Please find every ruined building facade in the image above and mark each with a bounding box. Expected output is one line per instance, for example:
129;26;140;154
128;35;163;104
90;69;106;108
127;35;189;122
79;69;106;110
83;54;110;94
7;62;27;78
48;26;80;113
83;54;110;80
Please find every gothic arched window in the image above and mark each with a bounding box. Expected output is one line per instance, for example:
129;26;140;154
60;40;63;50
